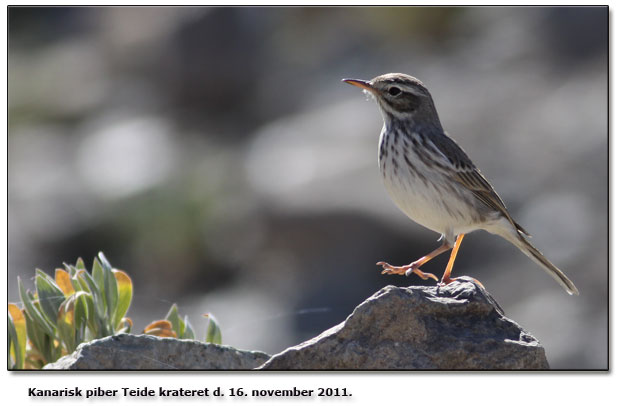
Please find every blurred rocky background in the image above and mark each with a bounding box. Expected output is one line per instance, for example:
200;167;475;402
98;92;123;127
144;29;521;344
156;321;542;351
8;6;607;369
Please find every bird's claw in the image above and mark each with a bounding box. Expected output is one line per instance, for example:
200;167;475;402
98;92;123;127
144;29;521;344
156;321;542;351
377;261;409;275
377;261;438;281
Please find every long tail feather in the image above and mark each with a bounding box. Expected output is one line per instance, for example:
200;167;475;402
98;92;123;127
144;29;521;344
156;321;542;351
507;234;579;295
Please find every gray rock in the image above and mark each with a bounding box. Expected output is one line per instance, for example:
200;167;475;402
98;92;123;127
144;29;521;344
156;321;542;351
44;334;270;370
258;278;549;370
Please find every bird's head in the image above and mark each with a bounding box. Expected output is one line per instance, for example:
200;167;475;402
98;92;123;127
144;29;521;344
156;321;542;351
343;73;442;128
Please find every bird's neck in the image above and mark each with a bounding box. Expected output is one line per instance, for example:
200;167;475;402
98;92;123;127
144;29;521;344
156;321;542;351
381;108;443;135
383;114;443;135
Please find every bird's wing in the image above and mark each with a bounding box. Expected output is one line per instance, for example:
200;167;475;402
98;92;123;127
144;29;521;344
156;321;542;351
425;132;530;236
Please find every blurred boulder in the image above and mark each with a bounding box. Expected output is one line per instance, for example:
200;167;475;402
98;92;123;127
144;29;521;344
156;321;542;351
259;279;549;369
44;334;270;370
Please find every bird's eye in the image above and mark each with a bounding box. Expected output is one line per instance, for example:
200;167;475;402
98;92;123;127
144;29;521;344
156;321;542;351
388;86;401;96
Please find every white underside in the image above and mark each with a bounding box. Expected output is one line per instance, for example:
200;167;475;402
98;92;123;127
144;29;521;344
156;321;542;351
380;145;513;244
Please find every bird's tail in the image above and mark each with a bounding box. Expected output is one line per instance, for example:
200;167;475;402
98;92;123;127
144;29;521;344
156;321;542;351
501;231;579;295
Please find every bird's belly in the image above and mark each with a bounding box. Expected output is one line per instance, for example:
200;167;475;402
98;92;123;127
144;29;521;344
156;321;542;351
381;160;477;236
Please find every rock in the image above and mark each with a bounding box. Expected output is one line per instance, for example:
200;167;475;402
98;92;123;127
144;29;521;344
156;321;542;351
43;334;270;370
258;278;549;370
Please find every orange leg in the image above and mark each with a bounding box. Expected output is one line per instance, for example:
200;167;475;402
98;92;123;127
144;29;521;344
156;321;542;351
439;234;465;285
377;241;452;281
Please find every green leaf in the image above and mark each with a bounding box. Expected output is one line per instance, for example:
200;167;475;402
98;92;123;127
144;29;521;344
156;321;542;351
22;311;42;358
75;257;86;270
73;291;90;344
63;262;79;278
204;314;222;345
103;264;118;322
165;304;183;337
73;291;90;330
90;259;111;335
81;293;98;337
73;269;93;293
183;315;195;340
78;269;106;321
70;273;85;293
18;277;55;338
98;252;112;272
96;253;119;323
23;310;54;365
56;296;76;352
35;270;66;325
92;259;105;297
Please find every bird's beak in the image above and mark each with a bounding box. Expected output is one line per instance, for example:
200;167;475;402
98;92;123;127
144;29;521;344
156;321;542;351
342;78;376;94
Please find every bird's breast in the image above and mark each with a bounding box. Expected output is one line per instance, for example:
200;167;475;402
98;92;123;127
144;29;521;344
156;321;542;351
378;130;480;236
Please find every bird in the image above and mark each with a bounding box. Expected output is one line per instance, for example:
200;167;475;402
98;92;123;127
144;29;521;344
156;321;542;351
342;73;578;295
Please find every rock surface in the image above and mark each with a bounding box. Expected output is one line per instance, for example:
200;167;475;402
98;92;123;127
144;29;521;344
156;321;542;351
44;334;270;370
258;278;549;370
44;280;550;370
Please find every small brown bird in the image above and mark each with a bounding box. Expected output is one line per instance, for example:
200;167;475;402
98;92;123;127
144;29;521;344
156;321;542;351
343;73;578;295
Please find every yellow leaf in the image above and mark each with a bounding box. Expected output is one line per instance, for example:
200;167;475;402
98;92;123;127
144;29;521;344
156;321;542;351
112;269;132;328
113;269;132;290
144;320;172;331
8;303;27;368
143;320;176;338
59;299;75;325
55;269;74;296
8;304;24;326
145;328;177;338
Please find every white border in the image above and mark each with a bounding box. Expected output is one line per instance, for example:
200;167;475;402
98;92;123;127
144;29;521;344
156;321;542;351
2;2;612;405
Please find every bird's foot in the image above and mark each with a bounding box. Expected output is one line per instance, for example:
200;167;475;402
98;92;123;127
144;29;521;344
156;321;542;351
437;276;459;287
376;261;408;275
377;261;438;281
438;275;485;289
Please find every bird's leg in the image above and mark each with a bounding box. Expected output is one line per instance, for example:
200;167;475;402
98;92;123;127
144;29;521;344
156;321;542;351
439;234;465;285
436;234;486;289
377;241;452;281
